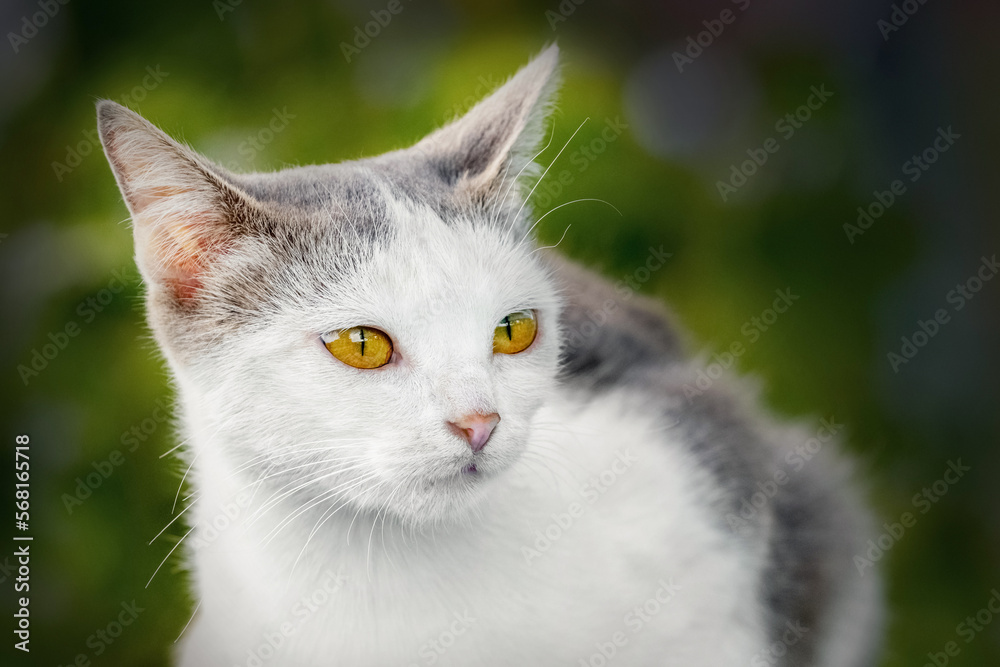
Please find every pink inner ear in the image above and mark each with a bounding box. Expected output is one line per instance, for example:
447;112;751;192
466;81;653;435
143;210;230;302
99;103;244;302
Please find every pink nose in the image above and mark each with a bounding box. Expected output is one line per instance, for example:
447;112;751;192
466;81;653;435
448;412;500;452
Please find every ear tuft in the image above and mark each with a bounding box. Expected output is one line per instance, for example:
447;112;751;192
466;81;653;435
97;101;252;301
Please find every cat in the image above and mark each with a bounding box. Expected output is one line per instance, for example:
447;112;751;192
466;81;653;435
97;45;883;666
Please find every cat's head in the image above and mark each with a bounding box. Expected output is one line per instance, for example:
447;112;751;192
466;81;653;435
98;46;564;526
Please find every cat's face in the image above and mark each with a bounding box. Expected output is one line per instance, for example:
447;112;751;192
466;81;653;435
199;190;561;525
99;47;563;525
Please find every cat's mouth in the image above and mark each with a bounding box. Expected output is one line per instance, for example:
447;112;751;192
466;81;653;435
426;461;486;495
435;451;511;488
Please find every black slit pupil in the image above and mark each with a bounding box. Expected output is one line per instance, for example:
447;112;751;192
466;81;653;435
504;316;513;341
359;327;366;356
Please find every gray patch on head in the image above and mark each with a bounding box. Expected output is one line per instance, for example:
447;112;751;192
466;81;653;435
233;164;390;231
148;164;402;364
364;152;475;224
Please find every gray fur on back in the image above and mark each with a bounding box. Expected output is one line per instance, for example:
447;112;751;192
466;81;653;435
204;108;880;667
548;252;881;666
96;43;881;666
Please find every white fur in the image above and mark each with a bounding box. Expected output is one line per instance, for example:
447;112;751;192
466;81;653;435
165;200;770;666
177;392;765;667
96;46;880;667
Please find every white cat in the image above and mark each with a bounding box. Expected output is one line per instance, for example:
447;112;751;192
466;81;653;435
97;45;882;666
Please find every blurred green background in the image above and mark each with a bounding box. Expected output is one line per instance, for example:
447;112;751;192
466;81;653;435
1;0;998;665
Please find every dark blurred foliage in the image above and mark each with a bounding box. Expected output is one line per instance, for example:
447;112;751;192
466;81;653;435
0;0;998;665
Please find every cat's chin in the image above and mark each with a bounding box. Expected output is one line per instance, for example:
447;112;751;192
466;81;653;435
376;465;501;526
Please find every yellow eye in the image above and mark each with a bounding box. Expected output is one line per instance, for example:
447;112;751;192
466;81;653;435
322;326;393;369
493;310;537;355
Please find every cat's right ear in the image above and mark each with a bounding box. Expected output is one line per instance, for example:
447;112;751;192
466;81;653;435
97;100;256;302
414;45;561;205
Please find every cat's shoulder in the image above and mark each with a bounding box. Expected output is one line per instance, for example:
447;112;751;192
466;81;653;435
543;251;686;388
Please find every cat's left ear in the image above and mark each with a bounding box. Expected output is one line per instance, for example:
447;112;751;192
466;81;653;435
415;44;561;203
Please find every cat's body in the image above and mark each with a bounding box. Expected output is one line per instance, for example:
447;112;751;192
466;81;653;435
98;46;882;666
